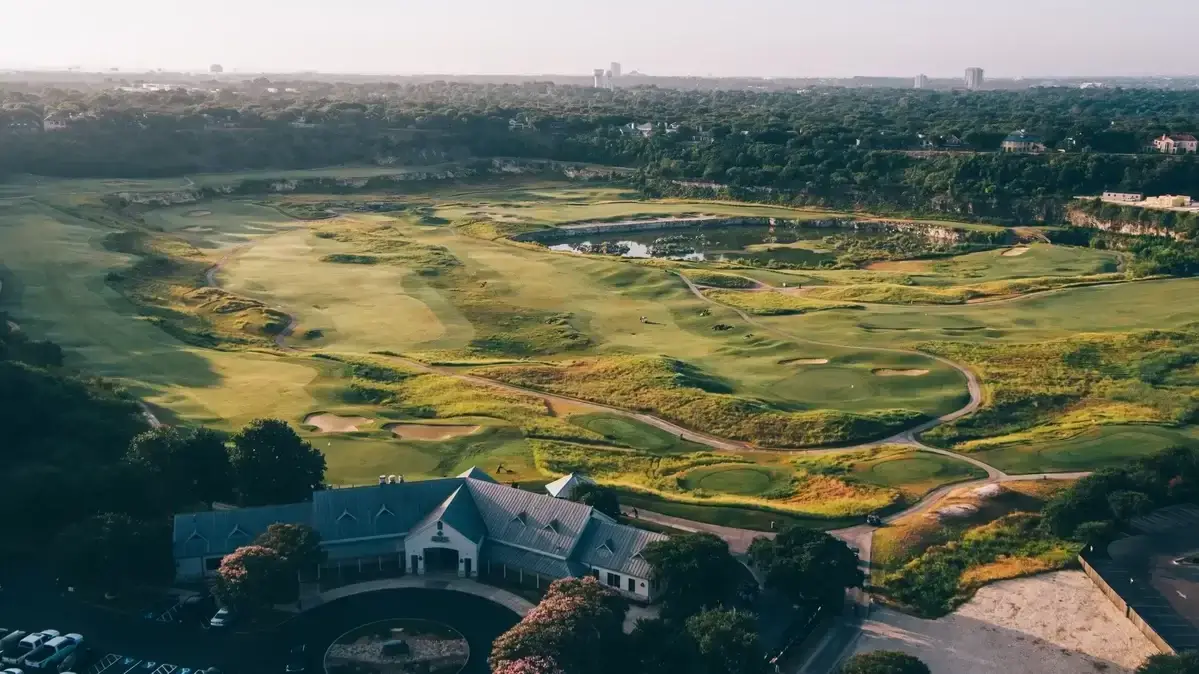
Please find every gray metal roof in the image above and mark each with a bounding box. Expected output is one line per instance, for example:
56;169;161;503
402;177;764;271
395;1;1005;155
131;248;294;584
464;478;593;557
172;502;311;559
544;473;593;498
457;466;497;483
574;519;666;579
484;541;585;580
311;479;462;541
413;485;487;543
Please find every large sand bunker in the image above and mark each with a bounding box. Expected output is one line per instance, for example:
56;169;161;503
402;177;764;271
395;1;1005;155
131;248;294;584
873;369;930;377
1002;247;1031;257
779;357;830;365
305;413;373;432
187;209;213;217
387;423;482;441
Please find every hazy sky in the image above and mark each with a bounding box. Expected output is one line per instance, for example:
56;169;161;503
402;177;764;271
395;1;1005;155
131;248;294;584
3;0;1197;78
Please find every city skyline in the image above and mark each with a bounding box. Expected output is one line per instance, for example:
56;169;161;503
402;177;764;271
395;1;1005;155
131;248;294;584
3;0;1199;78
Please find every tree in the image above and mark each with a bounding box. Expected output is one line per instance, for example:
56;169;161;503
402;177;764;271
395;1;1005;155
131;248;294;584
572;482;621;520
228;419;326;506
52;513;173;591
1108;490;1153;521
126;426;233;509
839;651;931;674
491;576;629;674
254;523;324;576
641;533;739;620
1137;653;1199;674
630;617;696;674
748;527;863;608
685;608;766;674
212;545;293;611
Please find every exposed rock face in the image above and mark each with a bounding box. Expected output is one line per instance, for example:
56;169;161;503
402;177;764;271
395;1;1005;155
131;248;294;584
1066;210;1186;241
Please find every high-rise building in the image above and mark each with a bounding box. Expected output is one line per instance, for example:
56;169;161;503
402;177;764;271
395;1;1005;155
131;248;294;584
914;74;929;89
593;69;606;88
610;62;622;78
965;67;985;91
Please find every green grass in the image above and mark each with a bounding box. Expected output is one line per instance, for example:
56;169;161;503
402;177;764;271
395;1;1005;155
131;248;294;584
680;270;759;289
680;464;793;496
972;424;1199;474
569;413;710;454
793;447;987;502
613;489;859;532
702;289;863;316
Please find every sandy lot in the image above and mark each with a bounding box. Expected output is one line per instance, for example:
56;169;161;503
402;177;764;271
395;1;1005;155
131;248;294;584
780;358;830;365
387;423;481;441
305;413;373;432
853;571;1158;673
873;369;930;377
1003;247;1031;257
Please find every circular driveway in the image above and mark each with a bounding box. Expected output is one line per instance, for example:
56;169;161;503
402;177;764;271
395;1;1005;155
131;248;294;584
286;588;521;674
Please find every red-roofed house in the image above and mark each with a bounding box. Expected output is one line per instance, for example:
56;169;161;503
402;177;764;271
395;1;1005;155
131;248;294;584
1154;134;1199;154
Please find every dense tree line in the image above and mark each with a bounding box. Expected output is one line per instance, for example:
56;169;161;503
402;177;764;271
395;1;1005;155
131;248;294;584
5;84;1199;226
0;312;327;587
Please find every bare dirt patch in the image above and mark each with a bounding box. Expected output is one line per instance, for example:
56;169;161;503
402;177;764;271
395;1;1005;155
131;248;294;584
305;413;373;432
1002;247;1031;257
778;357;830;365
854;572;1157;673
545;397;596;417
187;209;213;217
386;423;481;441
873;369;930;377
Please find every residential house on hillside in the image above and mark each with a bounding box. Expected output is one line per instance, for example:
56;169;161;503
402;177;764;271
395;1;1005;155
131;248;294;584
172;469;666;600
42;112;71;132
1001;130;1046;153
1154;134;1199;154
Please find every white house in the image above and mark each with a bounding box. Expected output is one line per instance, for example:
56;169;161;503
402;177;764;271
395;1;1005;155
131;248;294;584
172;468;666;600
1001;130;1046;153
1154;134;1199;154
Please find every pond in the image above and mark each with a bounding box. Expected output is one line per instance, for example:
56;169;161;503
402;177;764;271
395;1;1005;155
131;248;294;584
545;224;855;266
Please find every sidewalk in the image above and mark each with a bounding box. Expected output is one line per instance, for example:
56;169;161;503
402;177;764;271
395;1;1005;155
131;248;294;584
291;575;536;617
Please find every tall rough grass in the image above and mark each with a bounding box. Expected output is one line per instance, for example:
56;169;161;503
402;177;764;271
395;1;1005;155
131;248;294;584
701;289;863;316
474;355;926;447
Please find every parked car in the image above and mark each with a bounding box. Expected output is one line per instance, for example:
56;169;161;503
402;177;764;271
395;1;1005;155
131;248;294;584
285;645;307;673
865;513;882;526
2;668;26;674
0;631;27;657
56;644;91;674
2;632;59;666
22;634;81;670
209;608;236;628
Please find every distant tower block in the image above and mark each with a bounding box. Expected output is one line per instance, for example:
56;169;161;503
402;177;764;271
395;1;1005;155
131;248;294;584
604;70;614;90
914;74;929;89
610;62;622;78
965;67;985;91
593;69;606;88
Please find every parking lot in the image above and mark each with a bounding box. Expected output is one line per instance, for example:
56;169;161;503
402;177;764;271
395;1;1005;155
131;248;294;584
86;653;215;674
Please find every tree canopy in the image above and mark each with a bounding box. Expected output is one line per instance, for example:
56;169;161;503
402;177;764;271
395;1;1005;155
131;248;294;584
229;418;327;505
839;651;931;674
571;482;622;520
125;425;234;510
747;527;863;608
212;544;294;611
642;532;740;620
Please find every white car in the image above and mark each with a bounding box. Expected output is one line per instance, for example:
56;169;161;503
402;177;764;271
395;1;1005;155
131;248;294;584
2;668;26;674
22;634;81;670
1;631;58;666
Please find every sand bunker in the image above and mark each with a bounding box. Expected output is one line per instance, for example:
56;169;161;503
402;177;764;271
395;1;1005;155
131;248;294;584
387;423;481;441
1002;247;1031;257
182;225;212;233
779;357;830;365
187;209;213;217
305;413;373;432
873;369;930;377
934;503;980;520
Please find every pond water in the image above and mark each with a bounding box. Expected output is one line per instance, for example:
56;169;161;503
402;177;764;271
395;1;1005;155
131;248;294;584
546;224;854;265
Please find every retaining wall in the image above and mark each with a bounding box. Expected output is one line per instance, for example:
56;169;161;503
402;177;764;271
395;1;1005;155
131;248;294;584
1078;553;1175;654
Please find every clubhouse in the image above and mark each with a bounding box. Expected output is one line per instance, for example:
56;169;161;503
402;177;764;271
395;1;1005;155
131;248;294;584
172;468;665;600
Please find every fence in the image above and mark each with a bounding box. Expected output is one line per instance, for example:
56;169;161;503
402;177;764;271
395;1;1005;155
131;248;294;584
1078;550;1182;654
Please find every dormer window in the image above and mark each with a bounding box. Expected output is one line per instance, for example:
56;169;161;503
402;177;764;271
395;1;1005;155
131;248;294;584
543;519;562;534
376;504;395;519
598;538;616;554
512;511;528;526
631;551;645;561
337;508;357;522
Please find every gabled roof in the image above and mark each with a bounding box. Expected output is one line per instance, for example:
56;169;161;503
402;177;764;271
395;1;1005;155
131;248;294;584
545;472;594;499
465;478;593;557
414;485;487;543
484;541;588;579
573;519;666;579
457;466;497;483
172;502;311;559
1165;133;1198;142
1004;130;1042;142
312;478;461;541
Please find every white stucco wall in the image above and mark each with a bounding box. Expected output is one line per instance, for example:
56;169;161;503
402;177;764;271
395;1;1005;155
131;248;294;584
406;520;481;577
589;564;653;600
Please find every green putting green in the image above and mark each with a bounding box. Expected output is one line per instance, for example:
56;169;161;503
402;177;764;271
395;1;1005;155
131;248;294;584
972;425;1199;474
680;464;791;496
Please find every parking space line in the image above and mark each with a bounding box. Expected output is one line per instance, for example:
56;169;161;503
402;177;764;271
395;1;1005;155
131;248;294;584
117;656;143;674
150;664;178;674
87;653;122;674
